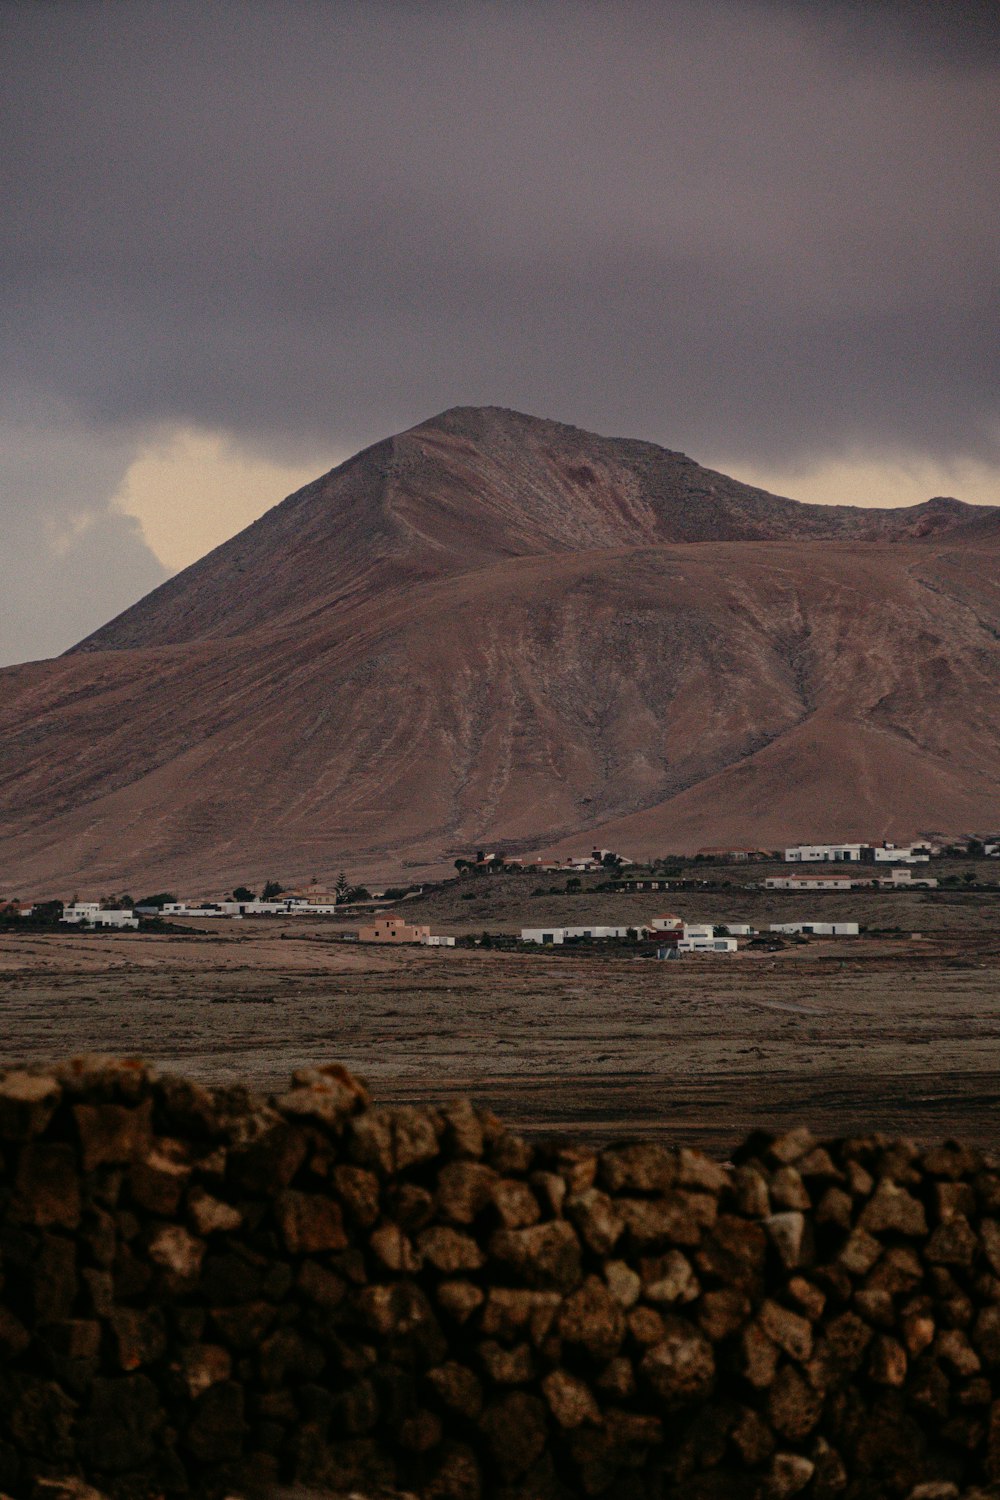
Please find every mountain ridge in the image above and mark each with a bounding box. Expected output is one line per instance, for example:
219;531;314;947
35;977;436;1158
72;406;995;653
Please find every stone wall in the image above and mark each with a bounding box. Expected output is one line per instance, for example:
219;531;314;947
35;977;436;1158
2;1059;1000;1500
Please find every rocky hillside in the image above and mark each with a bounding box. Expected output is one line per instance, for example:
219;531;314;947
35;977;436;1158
0;408;997;892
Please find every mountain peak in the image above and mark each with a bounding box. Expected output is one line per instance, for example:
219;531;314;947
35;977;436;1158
72;408;997;653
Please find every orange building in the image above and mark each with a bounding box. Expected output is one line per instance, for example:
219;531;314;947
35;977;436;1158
357;915;431;944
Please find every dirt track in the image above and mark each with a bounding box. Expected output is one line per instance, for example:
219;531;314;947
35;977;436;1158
2;920;999;1152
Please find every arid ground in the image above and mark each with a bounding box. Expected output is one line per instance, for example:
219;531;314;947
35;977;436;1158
3;870;998;1153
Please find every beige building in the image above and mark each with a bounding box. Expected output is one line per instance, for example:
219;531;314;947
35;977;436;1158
357;915;431;944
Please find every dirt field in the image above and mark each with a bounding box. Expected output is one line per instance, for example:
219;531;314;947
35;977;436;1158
2;887;999;1153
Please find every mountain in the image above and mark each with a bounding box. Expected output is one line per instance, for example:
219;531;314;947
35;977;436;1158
1;406;998;893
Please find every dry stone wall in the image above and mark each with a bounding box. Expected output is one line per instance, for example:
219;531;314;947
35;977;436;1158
2;1059;1000;1500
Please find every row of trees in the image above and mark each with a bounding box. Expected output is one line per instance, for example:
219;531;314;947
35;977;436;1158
230;874;371;904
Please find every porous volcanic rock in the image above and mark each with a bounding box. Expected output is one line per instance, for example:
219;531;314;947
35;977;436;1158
4;1058;1000;1497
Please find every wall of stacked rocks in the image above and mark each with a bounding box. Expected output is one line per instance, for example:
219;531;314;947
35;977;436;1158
2;1059;1000;1500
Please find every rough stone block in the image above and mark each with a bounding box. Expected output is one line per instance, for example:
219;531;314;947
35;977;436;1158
765;1211;809;1270
425;1361;483;1420
184;1379;246;1461
488;1220;582;1292
557;1276;626;1361
542;1368;600;1428
439;1097;486;1160
480;1288;561;1345
767;1363;823;1441
642;1248;700;1306
209;1299;277;1351
478;1338;534;1384
297;1259;347;1309
73;1099;153;1172
393;1106;443;1171
697;1287;750;1342
77;1375;165;1472
127;1139;191;1216
33;1234;78;1324
333;1162;382;1227
599;1142;677;1194
146;1222;205;1280
869;1333;908;1386
565;1187;623;1255
759;1299;813;1362
187;1185;242;1236
436;1161;498;1224
859;1179;928;1237
489;1177;541;1229
12;1144;81;1230
276;1063;368;1127
276;1189;348;1254
435;1280;484;1325
227;1112;307;1192
370;1222;421;1272
419;1225;486;1273
478;1391;548;1481
638;1315;715;1408
110;1307;167;1370
487;1131;534;1176
0;1073;61;1141
603;1259;641;1309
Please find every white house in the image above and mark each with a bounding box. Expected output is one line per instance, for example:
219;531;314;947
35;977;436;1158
61;902;102;922
521;928;565;945
62;903;139;930
520;924;633;945
873;844;931;864
682;922;715;941
784;844;869;863
678;935;738;953
877;868;938;889
770;921;860;937
563;925;633;939
421;934;456;947
766;873;861;891
650;914;683;931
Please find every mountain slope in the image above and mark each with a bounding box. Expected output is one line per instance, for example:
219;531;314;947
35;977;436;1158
1;408;998;892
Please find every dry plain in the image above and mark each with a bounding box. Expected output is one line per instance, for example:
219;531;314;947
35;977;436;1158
2;868;999;1153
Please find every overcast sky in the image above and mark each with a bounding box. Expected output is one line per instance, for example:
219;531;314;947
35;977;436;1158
2;0;997;665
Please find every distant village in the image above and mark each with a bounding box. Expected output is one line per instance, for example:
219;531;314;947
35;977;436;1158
1;835;996;956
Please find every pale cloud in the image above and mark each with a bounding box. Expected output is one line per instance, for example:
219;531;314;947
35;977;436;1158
714;451;1000;510
113;428;333;571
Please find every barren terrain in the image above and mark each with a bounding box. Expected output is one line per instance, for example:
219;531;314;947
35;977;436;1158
3;873;998;1152
0;406;998;894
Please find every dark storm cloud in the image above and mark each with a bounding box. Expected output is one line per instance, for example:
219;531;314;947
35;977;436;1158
1;0;997;661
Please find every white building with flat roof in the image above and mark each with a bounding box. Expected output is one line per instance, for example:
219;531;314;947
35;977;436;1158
678;934;737;952
62;904;139;929
767;873;861;890
784;844;869;863
873;845;930;863
521;928;565;945
770;921;859;937
520;924;634;945
877;868;938;888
